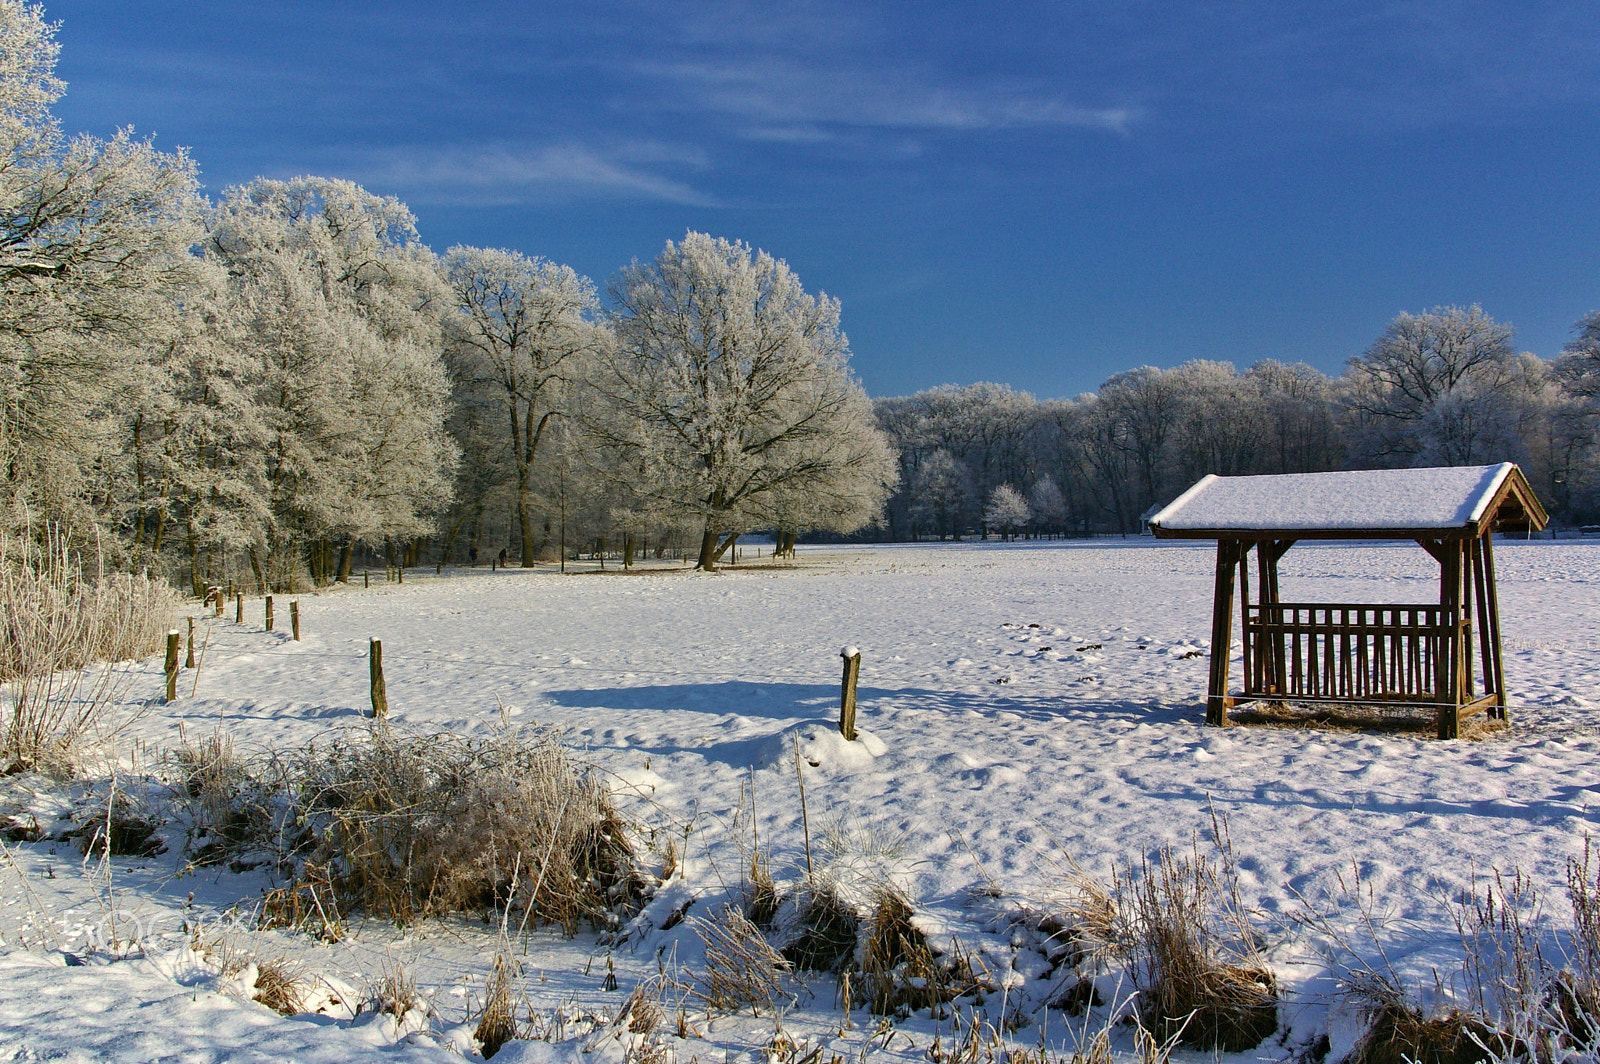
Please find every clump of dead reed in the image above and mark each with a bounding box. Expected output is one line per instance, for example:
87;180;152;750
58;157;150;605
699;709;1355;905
475;954;525;1059
858;883;982;1016
294;723;646;928
693;904;792;1014
777;882;861;972
0;526;178;774
1126;840;1278;1052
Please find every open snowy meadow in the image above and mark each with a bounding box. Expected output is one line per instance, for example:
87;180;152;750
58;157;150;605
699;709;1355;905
4;538;1600;1063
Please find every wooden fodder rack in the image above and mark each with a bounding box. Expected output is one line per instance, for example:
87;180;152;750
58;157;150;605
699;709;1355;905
1149;464;1548;740
1242;603;1485;711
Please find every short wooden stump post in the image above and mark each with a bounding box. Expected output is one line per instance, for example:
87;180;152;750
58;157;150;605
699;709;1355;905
235;592;244;624
839;646;861;741
369;638;388;718
164;631;180;703
264;595;275;631
290;600;301;641
185;617;196;669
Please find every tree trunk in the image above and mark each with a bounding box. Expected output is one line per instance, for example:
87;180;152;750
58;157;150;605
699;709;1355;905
517;494;538;567
248;546;267;595
187;517;205;598
712;532;739;563
337;539;353;583
623;533;637;568
696;527;719;571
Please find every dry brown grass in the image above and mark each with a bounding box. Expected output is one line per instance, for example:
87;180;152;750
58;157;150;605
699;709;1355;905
474;954;523;1059
693;904;792;1014
858;884;982;1016
0;527;178;774
1228;701;1506;740
76;793;164;858
367;958;421;1020
250;957;311;1016
1128;842;1278;1051
778;883;860;972
292;724;646;928
1344;973;1506;1064
172;730;288;868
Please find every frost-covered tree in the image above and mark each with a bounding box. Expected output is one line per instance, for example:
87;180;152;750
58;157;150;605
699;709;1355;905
1027;475;1066;536
596;232;893;570
206;178;456;588
908;448;969;540
983;484;1030;540
444;246;605;566
0;0;204;533
1343;306;1519;467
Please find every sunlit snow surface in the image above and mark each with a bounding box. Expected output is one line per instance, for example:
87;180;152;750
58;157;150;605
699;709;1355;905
4;539;1600;1062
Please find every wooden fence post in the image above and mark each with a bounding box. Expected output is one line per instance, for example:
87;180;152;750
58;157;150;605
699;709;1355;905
185;617;196;669
290;600;301;641
370;638;388;718
212;588;223;618
235;592;244;624
265;595;275;631
397;566;404;584
164;631;180;703
839;646;861;741
363;569;369;589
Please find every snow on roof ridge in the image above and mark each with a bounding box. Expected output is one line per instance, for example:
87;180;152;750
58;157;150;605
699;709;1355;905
1466;462;1515;525
1149;464;1517;533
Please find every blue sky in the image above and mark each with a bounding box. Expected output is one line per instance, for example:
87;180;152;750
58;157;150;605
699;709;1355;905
45;0;1600;399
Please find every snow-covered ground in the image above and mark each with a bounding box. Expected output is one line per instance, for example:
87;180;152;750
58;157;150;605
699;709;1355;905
4;538;1600;1062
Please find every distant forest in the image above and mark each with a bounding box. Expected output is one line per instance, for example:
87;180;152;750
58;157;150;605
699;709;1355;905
870;307;1600;541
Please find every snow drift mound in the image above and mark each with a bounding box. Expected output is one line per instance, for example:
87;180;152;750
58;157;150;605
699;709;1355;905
757;720;886;774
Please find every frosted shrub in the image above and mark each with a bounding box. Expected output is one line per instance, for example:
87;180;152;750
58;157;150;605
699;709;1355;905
294;724;648;928
0;527;178;773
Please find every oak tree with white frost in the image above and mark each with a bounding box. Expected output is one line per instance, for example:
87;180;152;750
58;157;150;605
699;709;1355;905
444;246;606;566
596;232;894;570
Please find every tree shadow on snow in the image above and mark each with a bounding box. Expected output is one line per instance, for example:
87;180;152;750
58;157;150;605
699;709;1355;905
540;681;1194;766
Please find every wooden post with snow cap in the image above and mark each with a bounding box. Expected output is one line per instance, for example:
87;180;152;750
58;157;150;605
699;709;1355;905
164;631;180;703
290;600;300;641
839;646;861;741
265;595;275;631
185;617;196;669
369;638;388;718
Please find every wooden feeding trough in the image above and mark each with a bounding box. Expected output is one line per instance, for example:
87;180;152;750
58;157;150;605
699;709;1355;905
1148;463;1547;739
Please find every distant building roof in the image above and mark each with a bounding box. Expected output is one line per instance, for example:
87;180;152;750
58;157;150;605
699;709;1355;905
1148;463;1548;539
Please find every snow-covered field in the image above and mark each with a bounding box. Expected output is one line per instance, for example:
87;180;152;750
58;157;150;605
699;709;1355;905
4;538;1600;1062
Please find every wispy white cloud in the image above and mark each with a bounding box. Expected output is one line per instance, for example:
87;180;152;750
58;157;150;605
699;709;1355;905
636;58;1139;140
352;141;719;208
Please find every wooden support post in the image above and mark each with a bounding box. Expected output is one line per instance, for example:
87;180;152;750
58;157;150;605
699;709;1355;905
839;647;862;740
397;566;403;584
1482;532;1508;720
1436;539;1462;740
164;631;180;703
1206;539;1241;726
370;638;388;718
363;569;370;589
185;617;196;669
290;600;301;641
213;589;223;618
235;592;244;624
265;595;275;632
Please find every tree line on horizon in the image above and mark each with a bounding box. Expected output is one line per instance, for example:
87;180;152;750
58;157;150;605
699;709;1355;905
875;305;1600;540
3;0;1598;594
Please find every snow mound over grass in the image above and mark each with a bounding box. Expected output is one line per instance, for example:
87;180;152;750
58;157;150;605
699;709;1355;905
758;720;886;773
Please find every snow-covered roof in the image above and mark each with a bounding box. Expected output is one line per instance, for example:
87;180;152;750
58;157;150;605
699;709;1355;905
1148;463;1548;538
